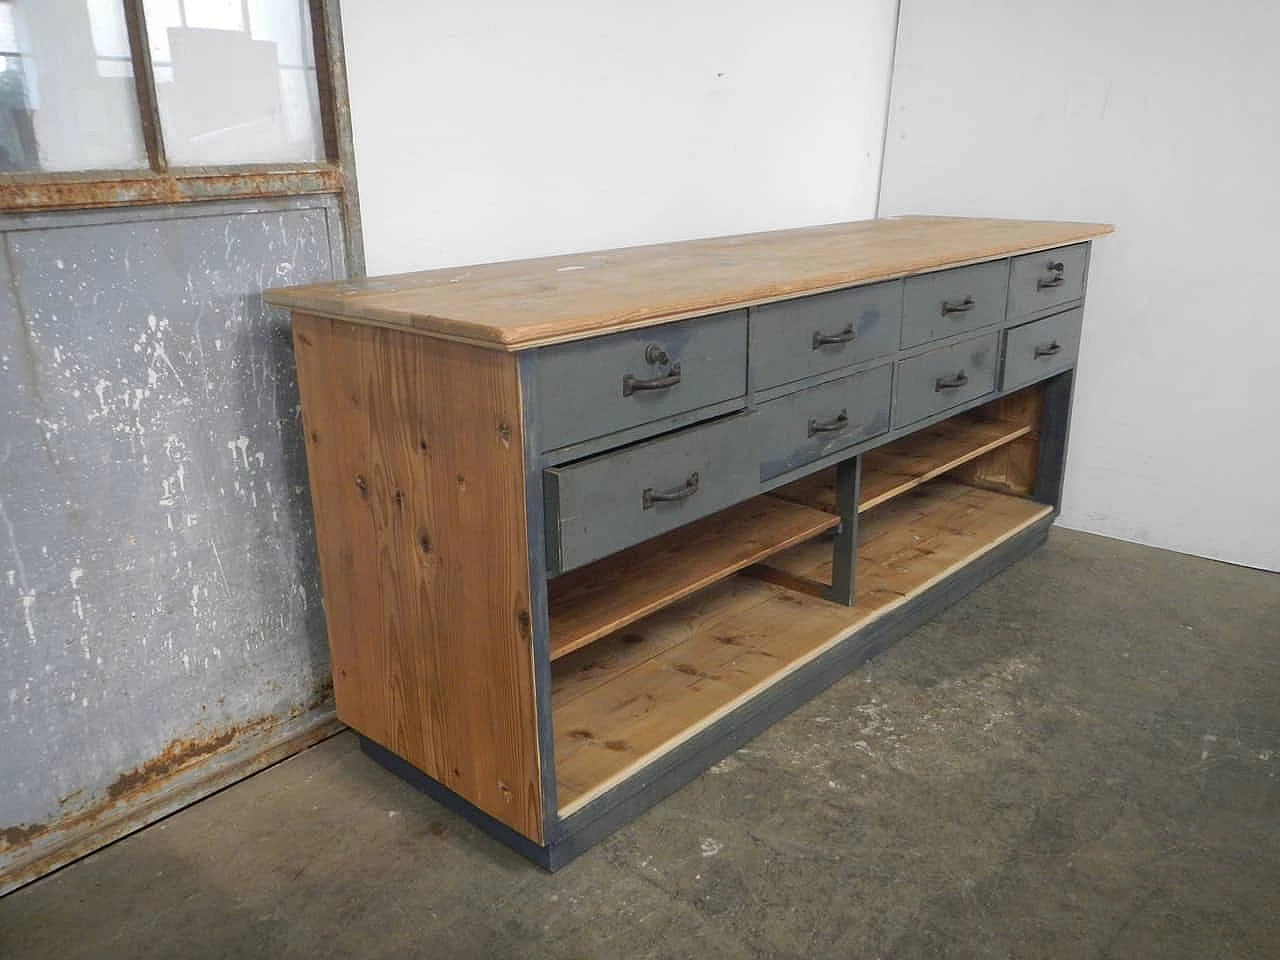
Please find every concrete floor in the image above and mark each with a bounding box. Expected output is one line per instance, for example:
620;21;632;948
3;528;1278;959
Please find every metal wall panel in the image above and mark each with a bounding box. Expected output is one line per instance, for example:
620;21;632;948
0;197;346;893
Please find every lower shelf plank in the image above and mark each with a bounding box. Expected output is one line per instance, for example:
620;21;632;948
547;496;839;661
756;479;1028;589
773;412;1031;515
551;482;1053;816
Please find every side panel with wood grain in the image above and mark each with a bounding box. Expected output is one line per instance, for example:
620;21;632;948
291;314;543;841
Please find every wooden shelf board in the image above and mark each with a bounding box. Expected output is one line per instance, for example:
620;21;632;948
751;480;1038;592
772;414;1032;515
551;482;1052;816
548;497;839;661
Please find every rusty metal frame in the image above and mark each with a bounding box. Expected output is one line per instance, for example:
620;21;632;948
310;0;365;277
121;0;168;172
0;0;364;275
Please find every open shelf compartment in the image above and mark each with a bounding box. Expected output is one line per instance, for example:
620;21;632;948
772;408;1032;516
548;496;839;661
550;479;1053;817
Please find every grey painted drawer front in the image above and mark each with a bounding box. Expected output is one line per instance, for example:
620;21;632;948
750;281;901;390
893;332;999;428
1008;243;1088;318
544;413;759;573
757;364;892;481
1002;308;1083;392
534;310;747;452
901;260;1009;349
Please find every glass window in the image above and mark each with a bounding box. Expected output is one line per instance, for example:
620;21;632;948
183;0;244;32
0;0;148;172
145;0;324;166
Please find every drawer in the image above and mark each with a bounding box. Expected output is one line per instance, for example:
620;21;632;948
757;364;892;482
750;281;901;390
902;260;1008;349
1002;308;1083;392
544;413;759;574
1008;243;1088;318
893;333;998;429
534;310;747;452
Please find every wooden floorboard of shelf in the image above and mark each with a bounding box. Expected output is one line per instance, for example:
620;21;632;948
550;481;1053;816
772;414;1032;515
547;497;840;661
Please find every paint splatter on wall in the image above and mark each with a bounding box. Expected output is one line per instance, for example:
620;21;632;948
0;200;345;876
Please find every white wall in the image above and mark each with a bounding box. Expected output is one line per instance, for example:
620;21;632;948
880;0;1280;571
340;0;899;274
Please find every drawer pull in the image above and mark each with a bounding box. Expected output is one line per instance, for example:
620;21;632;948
812;324;857;349
935;370;969;391
642;472;700;509
807;409;849;437
1034;341;1063;358
1037;261;1066;290
941;295;976;316
622;362;682;397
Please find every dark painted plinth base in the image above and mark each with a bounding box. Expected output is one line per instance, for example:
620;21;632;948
359;736;555;869
362;515;1053;871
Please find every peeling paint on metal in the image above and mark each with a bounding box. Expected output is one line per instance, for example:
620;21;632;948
0;199;345;892
0;168;344;215
0;710;341;897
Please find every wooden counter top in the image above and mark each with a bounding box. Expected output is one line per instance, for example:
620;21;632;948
265;216;1112;351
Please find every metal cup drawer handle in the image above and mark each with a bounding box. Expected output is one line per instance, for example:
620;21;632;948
1036;261;1066;290
812;324;857;349
935;370;969;392
622;344;682;397
808;409;849;437
941;295;976;316
642;472;700;510
1034;340;1063;359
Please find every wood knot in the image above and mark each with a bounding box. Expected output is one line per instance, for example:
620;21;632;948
309;430;319;443
516;609;532;637
675;663;714;680
418;438;429;454
418;531;431;554
354;475;368;496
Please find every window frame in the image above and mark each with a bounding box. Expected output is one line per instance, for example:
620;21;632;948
0;0;361;270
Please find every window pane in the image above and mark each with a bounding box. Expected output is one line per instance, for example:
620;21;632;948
140;0;180;64
87;0;132;61
183;0;242;32
146;0;325;166
246;0;311;68
0;0;147;172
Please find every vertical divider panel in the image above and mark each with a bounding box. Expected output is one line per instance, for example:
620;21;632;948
1031;370;1076;508
822;455;862;605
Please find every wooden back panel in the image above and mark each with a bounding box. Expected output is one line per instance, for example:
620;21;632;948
291;315;542;840
952;385;1045;498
